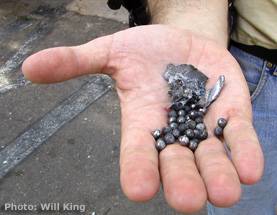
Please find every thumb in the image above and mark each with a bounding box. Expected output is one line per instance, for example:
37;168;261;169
22;35;113;83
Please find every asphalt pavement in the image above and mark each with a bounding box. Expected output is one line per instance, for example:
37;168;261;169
0;0;264;215
0;1;206;214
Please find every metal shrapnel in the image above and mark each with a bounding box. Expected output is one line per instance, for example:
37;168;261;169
164;64;208;110
196;75;225;108
153;63;225;152
164;63;225;109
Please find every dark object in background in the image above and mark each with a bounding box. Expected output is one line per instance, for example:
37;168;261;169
107;0;149;27
107;0;236;32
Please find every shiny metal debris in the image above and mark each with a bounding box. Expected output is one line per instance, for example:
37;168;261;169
196;75;225;108
164;64;208;110
152;63;225;152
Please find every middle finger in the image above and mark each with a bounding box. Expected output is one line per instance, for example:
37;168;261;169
159;144;207;214
195;136;242;207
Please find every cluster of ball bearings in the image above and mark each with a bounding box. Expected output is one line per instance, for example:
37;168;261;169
152;102;208;152
152;105;227;152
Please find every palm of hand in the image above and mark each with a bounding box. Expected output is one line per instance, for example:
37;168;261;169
23;25;263;213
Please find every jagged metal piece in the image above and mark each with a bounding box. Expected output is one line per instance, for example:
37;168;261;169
196;75;225;108
164;64;208;110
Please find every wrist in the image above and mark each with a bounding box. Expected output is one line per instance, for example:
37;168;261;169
147;0;229;47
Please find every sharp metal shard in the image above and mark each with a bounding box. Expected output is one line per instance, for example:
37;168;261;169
164;64;208;110
196;75;225;108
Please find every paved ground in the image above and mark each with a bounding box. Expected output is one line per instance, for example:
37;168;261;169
0;1;274;215
0;1;207;215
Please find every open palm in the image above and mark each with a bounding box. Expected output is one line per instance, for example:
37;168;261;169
22;25;264;214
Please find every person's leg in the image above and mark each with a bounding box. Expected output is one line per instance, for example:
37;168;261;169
207;46;277;215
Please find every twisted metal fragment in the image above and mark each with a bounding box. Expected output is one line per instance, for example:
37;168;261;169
164;64;208;110
196;75;225;108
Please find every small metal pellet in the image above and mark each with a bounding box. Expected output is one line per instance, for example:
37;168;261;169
156;138;166;151
218;118;227;128
214;126;223;137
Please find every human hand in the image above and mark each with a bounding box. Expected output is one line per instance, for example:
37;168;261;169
22;25;264;214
